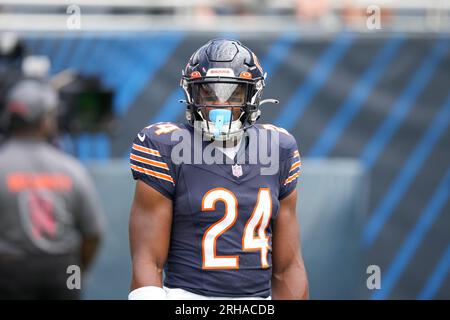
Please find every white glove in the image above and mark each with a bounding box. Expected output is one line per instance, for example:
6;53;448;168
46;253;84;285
128;286;167;300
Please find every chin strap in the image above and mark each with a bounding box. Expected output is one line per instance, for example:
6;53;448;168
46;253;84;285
181;99;280;128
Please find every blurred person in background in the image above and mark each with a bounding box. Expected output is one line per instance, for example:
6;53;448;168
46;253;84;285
0;32;24;144
295;0;330;20
217;0;255;15
340;0;392;28
0;78;105;299
294;0;343;30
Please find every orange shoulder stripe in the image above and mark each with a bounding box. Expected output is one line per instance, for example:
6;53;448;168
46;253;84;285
130;153;169;170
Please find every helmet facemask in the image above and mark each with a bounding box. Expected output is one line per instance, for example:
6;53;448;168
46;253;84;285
182;77;264;142
179;38;277;141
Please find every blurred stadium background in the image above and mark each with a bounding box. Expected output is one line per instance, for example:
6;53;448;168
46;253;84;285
0;0;449;299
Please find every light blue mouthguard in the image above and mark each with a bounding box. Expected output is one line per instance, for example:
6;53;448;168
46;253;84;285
209;109;232;138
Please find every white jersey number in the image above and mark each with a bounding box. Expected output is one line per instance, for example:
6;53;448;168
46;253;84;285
201;188;272;270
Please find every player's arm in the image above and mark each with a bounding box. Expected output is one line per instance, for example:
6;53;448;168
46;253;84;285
271;189;309;300
129;180;173;297
80;235;101;271
74;164;106;272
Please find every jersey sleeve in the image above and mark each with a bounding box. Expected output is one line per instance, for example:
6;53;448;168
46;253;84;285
129;128;177;200
278;140;302;200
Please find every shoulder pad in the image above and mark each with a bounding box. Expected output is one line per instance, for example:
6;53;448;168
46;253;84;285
135;122;189;157
255;124;298;159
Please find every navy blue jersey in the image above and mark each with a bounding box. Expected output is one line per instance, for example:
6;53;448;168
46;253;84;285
130;122;301;298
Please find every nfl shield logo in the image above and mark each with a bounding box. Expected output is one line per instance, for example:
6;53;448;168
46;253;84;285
231;164;243;178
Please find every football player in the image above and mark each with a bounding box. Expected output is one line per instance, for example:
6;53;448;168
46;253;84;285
128;39;308;300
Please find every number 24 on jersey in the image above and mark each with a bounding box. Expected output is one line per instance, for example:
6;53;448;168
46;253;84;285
202;188;272;270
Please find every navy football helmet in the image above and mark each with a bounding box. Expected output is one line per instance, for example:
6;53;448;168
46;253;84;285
180;38;278;141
